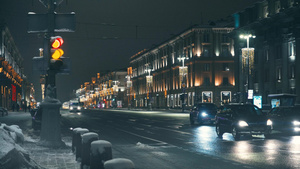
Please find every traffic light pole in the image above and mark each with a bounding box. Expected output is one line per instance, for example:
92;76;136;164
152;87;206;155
39;0;64;147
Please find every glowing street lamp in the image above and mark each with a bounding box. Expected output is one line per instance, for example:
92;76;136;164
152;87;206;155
240;34;255;103
145;65;153;110
178;56;188;112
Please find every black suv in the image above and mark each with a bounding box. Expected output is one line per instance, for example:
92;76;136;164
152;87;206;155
267;106;300;135
215;104;272;140
190;103;218;125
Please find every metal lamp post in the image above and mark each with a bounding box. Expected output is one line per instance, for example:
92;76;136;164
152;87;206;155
113;81;119;108
178;57;188;112
145;66;153;110
240;34;255;103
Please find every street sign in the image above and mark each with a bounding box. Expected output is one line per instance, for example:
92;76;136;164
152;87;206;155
32;56;71;75
32;56;47;74
248;89;253;99
253;96;262;109
27;13;76;33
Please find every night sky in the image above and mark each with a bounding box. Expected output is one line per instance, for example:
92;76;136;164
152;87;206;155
0;0;262;102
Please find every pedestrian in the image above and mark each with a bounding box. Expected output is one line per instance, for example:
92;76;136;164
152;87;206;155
24;104;27;112
28;105;31;112
12;104;15;112
16;104;19;112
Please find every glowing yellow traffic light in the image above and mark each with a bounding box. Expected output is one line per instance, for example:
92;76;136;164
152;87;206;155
52;49;64;60
50;36;64;60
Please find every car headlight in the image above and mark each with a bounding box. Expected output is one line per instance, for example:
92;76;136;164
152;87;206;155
77;106;81;110
201;112;208;117
293;121;300;126
238;120;248;127
267;119;273;126
70;107;73;110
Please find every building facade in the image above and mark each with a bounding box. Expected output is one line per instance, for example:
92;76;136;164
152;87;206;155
129;24;237;108
77;70;127;108
233;0;300;106
0;24;24;110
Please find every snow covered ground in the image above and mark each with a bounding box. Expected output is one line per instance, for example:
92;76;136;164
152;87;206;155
0;123;40;168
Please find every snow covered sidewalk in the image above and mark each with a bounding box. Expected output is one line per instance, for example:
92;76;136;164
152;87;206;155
22;136;80;169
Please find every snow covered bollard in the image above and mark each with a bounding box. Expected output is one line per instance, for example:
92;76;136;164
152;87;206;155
104;158;135;169
81;132;99;169
90;140;112;169
72;127;83;153
74;128;89;161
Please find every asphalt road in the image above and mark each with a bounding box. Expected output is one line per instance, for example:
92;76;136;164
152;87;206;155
61;109;300;169
1;109;300;169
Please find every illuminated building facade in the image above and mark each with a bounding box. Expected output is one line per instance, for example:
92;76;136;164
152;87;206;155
77;70;127;108
233;0;300;105
129;23;236;108
0;24;23;110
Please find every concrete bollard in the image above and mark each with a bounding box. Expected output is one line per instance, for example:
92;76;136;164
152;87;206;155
81;132;99;169
74;128;89;161
90;140;112;169
104;158;135;169
72;127;82;153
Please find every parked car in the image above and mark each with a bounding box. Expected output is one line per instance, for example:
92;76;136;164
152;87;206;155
31;107;42;130
267;106;300;135
0;107;8;116
190;103;218;125
215;104;272;140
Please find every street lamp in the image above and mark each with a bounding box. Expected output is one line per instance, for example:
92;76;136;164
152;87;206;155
145;65;153;110
178;56;188;112
240;34;255;103
113;80;119;108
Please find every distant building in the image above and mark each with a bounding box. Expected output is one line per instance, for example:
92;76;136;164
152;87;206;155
0;24;24;110
232;0;300;106
129;23;236;108
77;70;127;108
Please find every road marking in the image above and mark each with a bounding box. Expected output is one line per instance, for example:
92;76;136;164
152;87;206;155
116;128;169;145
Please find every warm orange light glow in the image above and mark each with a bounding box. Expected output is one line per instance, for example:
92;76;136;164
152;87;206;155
197;50;201;57
51;38;64;49
51;49;64;59
215;78;221;86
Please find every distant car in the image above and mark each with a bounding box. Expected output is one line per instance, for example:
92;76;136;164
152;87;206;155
189;103;218;125
31;107;42;130
69;102;81;112
267;106;300;135
215;104;272;140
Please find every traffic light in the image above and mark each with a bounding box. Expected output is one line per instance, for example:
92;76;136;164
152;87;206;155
50;36;64;70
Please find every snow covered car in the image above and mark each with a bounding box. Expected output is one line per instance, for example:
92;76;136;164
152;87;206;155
189;103;218;125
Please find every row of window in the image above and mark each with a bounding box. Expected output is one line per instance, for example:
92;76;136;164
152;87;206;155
165;91;232;107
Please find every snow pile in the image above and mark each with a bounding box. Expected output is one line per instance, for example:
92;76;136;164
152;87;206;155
91;140;112;156
136;142;155;149
82;132;98;143
104;158;135;169
0;123;39;169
